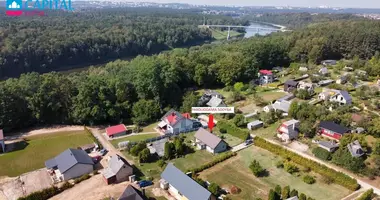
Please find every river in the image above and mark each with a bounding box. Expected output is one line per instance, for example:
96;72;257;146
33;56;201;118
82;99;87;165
244;22;283;38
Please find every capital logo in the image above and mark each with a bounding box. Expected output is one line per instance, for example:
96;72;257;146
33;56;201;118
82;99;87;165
6;0;23;16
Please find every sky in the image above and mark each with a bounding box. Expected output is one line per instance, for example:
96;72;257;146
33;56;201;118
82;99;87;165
133;0;380;8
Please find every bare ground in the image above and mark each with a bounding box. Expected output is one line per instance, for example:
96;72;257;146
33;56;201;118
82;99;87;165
0;169;52;200
49;174;131;200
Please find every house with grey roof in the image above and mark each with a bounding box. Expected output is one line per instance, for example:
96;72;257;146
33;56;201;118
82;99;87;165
297;81;315;94
206;96;226;107
318;79;334;86
318;141;339;152
147;138;168;157
247;120;264;130
321;60;337;66
347;140;365;157
263;100;291;115
102;154;133;184
45;148;94;181
160;163;214;200
195;128;227;154
318;88;352;105
118;185;145;200
0;129;5;153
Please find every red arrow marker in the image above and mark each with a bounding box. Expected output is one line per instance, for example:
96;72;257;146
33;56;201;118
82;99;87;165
208;114;214;132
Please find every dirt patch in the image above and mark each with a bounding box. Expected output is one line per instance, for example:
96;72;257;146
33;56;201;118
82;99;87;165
287;141;309;153
0;169;52;200
49;174;130;200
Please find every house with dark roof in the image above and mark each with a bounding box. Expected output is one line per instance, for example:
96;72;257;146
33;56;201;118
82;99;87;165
318;89;352;105
160;163;215;200
0;129;5;153
45;148;94;181
157;109;200;134
118;185;145;200
106;124;128;138
258;70;274;85
284;79;298;92
347;140;365;157
318;141;339;152
198;90;224;106
318;121;350;140
194;128;227;154
102;154;133;184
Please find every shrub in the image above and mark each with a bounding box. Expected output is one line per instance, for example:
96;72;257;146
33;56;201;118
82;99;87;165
157;159;166;168
188;152;237;173
275;160;284;168
60;182;73;190
357;189;373;200
303;175;316;184
249;160;265;177
284;162;298;174
299;193;307;200
219;128;227;134
321;176;334;184
208;183;221;196
274;185;281;196
74;174;91;184
268;189;276;200
312;147;332;161
233;114;246;127
290;189;298;198
282;186;290;199
253;137;359;191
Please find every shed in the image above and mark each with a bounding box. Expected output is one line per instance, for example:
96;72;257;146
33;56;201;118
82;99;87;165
103;154;133;184
318;141;339;152
284;79;298;92
247;120;264;130
118;185;144;200
347;140;365;157
106;124;128;138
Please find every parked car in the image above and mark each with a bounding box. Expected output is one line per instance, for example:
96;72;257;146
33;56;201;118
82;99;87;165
138;180;153;187
245;139;253;146
99;149;108;156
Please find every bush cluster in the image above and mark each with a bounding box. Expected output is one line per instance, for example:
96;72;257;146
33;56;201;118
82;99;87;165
357;189;374;200
189;152;237;173
74;174;91;184
312;147;332;161
302;175;316;184
254;137;359;191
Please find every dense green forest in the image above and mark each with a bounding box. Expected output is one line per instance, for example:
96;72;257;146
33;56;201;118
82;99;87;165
2;19;380;133
251;13;363;29
0;8;248;78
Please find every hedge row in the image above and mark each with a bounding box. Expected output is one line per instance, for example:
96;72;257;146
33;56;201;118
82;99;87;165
18;186;60;200
84;126;103;149
217;120;249;140
312;147;332;161
357;189;374;200
254;137;359;191
188;152;237;173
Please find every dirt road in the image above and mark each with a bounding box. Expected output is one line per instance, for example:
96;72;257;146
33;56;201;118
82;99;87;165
91;129;135;165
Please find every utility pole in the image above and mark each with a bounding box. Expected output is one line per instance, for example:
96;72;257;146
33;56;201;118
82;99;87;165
227;26;231;40
203;16;206;26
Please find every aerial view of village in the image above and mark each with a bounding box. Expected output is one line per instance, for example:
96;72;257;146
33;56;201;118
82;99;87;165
1;1;380;200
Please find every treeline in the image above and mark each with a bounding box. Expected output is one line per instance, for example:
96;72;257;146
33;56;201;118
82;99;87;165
2;20;380;132
0;8;248;79
251;12;362;29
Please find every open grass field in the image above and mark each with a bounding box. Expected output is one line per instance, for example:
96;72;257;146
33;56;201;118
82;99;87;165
110;133;160;147
220;134;243;147
211;29;243;40
251;122;280;139
199;146;352;200
0;131;93;177
142;122;158;132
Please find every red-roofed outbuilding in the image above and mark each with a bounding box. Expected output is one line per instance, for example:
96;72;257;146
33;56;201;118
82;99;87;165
106;124;127;138
259;70;273;75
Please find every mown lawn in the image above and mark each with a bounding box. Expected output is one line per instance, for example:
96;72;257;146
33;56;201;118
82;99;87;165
0;131;93;177
141;122;159;132
111;133;160;147
199;146;351;200
220;133;243;147
251;122;281;139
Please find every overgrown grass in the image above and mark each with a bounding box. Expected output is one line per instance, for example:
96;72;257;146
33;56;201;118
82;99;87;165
0;131;93;177
110;133;160;147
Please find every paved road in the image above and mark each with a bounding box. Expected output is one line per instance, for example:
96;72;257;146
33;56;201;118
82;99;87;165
251;134;380;195
91;128;135;165
231;142;252;152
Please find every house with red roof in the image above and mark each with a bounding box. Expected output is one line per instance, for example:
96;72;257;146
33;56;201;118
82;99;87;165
106;124;128;138
258;70;274;85
157;109;201;134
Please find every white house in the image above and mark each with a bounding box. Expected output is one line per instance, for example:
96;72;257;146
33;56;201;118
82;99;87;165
45;148;94;181
264;100;291;115
318;89;352;105
297;81;315;94
157;110;198;134
194;128;227;154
